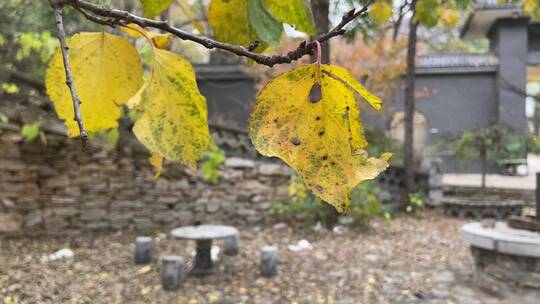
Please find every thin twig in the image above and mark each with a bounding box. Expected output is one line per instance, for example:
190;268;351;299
51;2;88;145
57;0;374;67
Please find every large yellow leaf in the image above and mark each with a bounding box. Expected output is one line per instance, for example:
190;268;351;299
140;0;173;18
208;0;265;51
248;64;390;212
131;48;210;170
45;32;143;137
265;0;316;35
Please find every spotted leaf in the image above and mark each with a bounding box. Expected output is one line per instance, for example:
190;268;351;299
248;64;390;212
131;48;210;170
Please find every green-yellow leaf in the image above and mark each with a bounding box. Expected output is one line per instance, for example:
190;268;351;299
21;122;40;142
265;0;316;35
369;0;393;25
208;0;266;52
131;48;210;170
438;7;458;27
45;32;143;137
140;0;173;18
248;64;390;212
248;0;283;44
416;0;439;28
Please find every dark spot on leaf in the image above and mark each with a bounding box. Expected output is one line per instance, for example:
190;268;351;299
309;83;322;103
316;116;321;121
316;185;323;192
291;137;301;146
318;131;325;136
322;155;328;160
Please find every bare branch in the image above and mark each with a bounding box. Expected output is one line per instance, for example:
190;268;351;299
499;76;540;102
56;0;374;67
51;2;88;144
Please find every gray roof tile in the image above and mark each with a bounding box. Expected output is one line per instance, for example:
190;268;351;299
417;53;499;69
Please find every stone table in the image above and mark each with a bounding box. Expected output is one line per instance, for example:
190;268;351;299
170;225;239;275
462;221;540;296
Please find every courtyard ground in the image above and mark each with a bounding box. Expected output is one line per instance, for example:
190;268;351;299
0;210;529;304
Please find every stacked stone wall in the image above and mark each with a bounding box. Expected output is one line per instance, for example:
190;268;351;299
0;124;291;235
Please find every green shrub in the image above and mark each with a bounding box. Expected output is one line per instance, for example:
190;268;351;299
269;175;391;228
527;133;540;155
364;126;402;166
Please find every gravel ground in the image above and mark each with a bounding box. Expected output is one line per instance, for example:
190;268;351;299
0;210;530;303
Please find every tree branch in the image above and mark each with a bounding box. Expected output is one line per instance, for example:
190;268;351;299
51;2;88;145
57;0;374;67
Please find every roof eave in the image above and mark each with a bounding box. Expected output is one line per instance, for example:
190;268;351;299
416;66;498;75
460;6;523;40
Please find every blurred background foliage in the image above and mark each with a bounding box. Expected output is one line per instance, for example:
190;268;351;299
269;174;392;229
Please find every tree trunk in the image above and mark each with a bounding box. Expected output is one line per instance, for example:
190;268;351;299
403;0;418;209
310;0;330;64
480;147;487;192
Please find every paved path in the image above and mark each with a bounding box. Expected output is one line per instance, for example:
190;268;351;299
442;155;540;190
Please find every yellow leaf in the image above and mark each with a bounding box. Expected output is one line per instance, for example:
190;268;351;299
265;0;316;35
150;33;173;49
45;32;143;137
127;80;149;109
369;1;393;25
121;24;173;49
132;49;210;170
149;153;164;178
140;0;173;18
121;23;145;38
438;8;459;27
208;0;266;52
136;265;152;275
248;64;390;212
524;0;540;20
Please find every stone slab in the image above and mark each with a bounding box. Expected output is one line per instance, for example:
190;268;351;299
462;222;540;257
170;225;238;240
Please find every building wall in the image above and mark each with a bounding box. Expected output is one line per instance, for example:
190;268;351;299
195;65;255;130
489;18;529;131
0;124;291;235
387;71;499;173
389;72;498;141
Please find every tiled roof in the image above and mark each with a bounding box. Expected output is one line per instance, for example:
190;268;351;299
475;0;519;10
417;53;499;70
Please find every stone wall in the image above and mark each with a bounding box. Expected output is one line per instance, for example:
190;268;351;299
0;124;291;235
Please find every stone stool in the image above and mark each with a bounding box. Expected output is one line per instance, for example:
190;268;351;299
223;234;240;256
260;246;278;277
162;256;185;291
134;236;153;264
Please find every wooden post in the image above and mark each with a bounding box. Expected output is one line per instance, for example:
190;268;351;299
260;246;278;277
162;256;185;291
134;236;153;264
